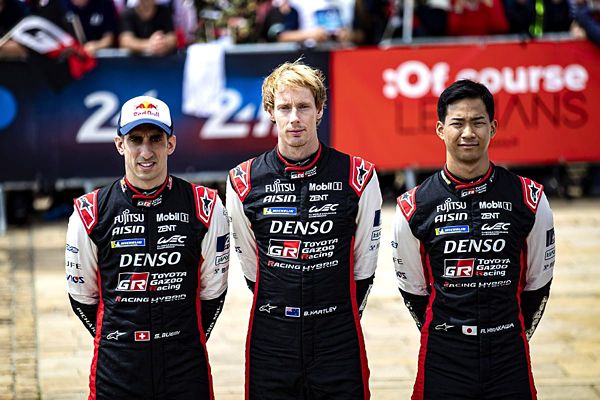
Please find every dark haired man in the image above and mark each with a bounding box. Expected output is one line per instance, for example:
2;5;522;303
392;79;555;399
65;95;228;399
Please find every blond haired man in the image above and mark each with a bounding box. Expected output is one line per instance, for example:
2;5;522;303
227;61;382;399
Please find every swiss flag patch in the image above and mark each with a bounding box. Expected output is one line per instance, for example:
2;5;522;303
519;177;543;213
349;156;375;195
229;159;253;202
397;187;417;221
75;190;99;234
193;185;217;227
134;331;150;341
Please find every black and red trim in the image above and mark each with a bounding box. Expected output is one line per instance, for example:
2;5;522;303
75;190;99;234
397;187;418;221
349;156;375;196
192;185;217;228
196;257;215;400
230;159;254;202
244;241;260;400
277;144;322;173
124;176;171;199
519;176;543;214
348;236;371;399
443;164;493;190
516;245;538;399
88;268;104;400
412;245;435;400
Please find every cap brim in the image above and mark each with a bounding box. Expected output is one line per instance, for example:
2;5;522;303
119;119;173;136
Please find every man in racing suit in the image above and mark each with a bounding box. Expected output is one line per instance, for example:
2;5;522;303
65;95;229;400
392;80;555;400
226;61;382;399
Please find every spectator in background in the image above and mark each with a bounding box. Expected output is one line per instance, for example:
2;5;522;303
260;0;305;42
195;0;260;44
570;0;600;46
125;0;198;47
447;0;509;35
0;0;28;59
353;0;389;44
261;0;357;45
64;0;119;55
503;0;535;34
414;0;449;37
542;0;572;31
119;0;177;55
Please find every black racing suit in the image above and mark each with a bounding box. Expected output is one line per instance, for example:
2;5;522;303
65;176;229;400
226;144;382;400
392;164;555;400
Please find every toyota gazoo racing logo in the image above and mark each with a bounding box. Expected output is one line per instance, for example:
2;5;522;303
267;239;301;259
443;259;475;278
117;272;149;291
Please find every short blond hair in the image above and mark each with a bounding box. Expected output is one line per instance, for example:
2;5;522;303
262;60;327;116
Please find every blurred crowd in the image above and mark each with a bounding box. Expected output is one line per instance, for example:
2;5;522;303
1;0;599;59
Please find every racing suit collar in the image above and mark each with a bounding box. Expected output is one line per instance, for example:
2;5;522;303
274;143;325;179
440;163;496;197
120;175;173;207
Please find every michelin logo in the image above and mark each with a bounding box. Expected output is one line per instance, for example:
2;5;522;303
263;207;297;216
111;239;146;248
435;225;470;236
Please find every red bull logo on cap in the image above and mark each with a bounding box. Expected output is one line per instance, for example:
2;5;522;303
133;101;160;118
135;101;158;110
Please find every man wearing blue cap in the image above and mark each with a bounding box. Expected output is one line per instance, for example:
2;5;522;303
65;95;229;399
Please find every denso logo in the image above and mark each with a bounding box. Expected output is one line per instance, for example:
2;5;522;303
119;252;182;267
309;182;342;191
444;239;506;254
267;239;301;259
382;60;588;99
116;272;149;291
156;212;189;223
269;220;334;235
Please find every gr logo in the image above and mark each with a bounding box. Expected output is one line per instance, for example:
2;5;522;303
116;272;149;291
443;259;475;278
267;239;301;259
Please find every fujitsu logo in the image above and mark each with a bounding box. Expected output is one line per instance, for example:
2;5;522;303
265;180;295;193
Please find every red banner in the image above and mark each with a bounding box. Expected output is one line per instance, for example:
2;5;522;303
331;40;600;170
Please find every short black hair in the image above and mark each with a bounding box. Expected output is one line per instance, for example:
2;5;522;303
437;79;495;123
